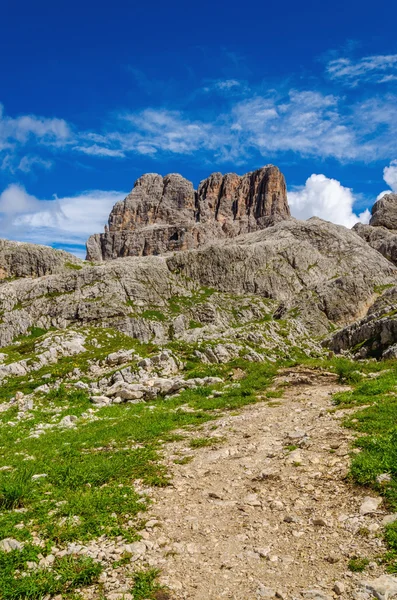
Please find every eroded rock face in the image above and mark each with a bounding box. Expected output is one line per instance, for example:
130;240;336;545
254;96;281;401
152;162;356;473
369;193;397;229
1;217;395;347
0;239;83;279
354;194;397;266
327;285;397;358
86;166;290;261
167;218;396;331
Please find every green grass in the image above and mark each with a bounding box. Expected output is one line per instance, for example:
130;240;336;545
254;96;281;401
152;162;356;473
130;569;167;599
0;325;282;598
0;466;34;510
189;437;220;449
348;556;369;572
374;283;395;294
189;319;203;329
64;261;83;271
333;360;397;570
173;456;193;465
140;310;166;322
168;287;215;314
333;357;362;384
0;549;101;600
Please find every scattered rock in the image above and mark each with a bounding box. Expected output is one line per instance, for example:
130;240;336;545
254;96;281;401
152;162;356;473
0;538;23;552
360;497;383;515
359;574;397;600
333;581;345;595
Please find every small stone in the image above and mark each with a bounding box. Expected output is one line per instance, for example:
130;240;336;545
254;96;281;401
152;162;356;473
360;496;382;515
59;415;77;428
326;553;340;564
245;494;262;507
254;547;271;558
283;515;297;523
39;554;55;567
268;554;279;563
313;517;328;527
287;429;307;440
333;581;345;595
208;492;223;500
270;500;284;510
256;584;276;597
145;519;160;529
382;513;397;526
124;541;146;556
302;591;332;600
286;449;303;464
330;442;340;449
91;395;112;405
0;538;23;552
376;473;392;485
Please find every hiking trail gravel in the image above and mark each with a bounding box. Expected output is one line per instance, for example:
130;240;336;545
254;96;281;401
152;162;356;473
84;367;394;600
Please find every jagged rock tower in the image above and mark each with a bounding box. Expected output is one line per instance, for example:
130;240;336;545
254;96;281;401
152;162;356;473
86;165;290;261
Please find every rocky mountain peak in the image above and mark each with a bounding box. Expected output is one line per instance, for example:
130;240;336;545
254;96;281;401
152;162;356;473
369;192;397;229
86;165;290;261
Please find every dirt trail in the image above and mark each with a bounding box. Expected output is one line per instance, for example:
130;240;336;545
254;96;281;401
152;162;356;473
137;368;388;600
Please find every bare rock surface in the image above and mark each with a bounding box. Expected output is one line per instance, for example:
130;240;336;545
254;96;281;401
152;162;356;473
354;194;397;266
327;285;397;357
0;217;396;346
86;165;290;260
369;193;397;230
0;238;83;279
354;223;397;266
167;217;396;331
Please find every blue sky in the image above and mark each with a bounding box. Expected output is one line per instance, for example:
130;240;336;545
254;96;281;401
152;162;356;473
1;0;397;256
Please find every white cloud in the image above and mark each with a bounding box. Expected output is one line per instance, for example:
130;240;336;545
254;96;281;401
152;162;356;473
74;89;395;163
74;144;126;158
0;184;126;257
376;160;397;199
327;54;397;86
0;103;72;174
201;79;248;96
0;103;71;146
1;66;397;168
1;154;53;174
383;160;397;192
288;174;370;228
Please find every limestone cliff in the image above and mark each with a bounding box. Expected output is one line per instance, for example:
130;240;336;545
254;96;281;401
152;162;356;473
2;218;395;347
0;239;83;280
354;193;397;266
86;165;290;261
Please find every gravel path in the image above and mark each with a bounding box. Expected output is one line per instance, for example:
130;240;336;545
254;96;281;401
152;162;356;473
134;367;389;600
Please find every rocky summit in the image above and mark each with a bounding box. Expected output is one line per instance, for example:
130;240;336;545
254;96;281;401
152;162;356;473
3;165;397;600
86;165;290;261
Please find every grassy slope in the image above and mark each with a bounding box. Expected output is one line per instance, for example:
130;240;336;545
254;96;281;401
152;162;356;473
0;327;279;599
3;323;397;597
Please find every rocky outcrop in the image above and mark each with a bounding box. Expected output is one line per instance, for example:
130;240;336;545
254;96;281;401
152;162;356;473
167;218;396;332
1;217;395;347
0;239;83;279
369;193;397;229
354;193;397;266
327;285;397;358
86;165;290;261
354;223;397;266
